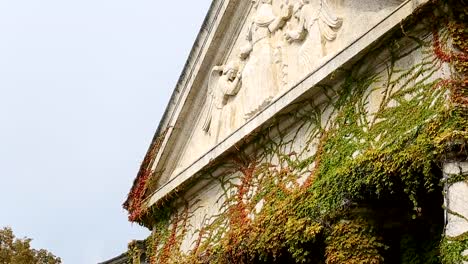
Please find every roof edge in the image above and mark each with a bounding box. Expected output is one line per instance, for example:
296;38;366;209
123;0;225;211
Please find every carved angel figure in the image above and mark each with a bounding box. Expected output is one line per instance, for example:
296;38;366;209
284;0;343;74
202;61;241;140
239;0;292;119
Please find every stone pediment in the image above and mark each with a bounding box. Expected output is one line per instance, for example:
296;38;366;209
128;0;427;210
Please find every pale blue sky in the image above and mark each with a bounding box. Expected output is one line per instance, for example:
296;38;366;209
0;1;212;263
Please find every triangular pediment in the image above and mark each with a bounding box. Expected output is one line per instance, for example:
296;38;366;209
125;0;417;214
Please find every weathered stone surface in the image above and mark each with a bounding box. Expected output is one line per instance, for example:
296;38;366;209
145;0;432;208
444;161;468;238
444;161;468;177
445;181;468;238
146;21;450;256
124;1;467;261
146;0;422;194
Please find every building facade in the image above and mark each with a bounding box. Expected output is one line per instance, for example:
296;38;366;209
122;0;467;263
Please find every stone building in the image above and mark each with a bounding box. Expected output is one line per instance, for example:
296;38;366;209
99;253;128;264
121;0;467;263
100;241;147;264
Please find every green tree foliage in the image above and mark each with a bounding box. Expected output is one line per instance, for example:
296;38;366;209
0;227;61;264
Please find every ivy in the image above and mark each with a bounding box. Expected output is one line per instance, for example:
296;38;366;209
124;1;467;263
440;232;468;264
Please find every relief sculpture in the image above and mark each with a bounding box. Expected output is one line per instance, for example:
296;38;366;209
239;0;292;119
202;61;241;141
202;0;343;140
285;0;343;75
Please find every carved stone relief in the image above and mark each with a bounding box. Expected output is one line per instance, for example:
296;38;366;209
238;0;292;120
202;0;343;140
285;0;343;77
169;0;410;183
202;61;241;142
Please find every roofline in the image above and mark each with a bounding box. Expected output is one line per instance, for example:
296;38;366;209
152;0;221;141
125;0;433;215
124;0;225;207
141;0;435;210
98;253;127;264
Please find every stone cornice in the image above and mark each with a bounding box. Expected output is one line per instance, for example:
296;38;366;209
125;0;243;206
142;0;432;209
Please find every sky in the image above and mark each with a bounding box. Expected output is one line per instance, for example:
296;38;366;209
0;1;212;263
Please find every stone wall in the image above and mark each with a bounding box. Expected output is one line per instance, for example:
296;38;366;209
124;0;467;263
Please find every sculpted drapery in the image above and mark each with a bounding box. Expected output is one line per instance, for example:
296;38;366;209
203;0;343;140
202;61;241;141
239;0;292;119
285;0;343;75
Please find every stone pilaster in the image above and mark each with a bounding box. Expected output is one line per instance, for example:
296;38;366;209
443;159;468;263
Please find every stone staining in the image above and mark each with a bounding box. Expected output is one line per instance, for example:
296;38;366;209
239;0;292;120
202;61;241;142
285;0;343;77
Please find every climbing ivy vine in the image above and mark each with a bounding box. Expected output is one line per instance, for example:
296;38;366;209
125;1;467;263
